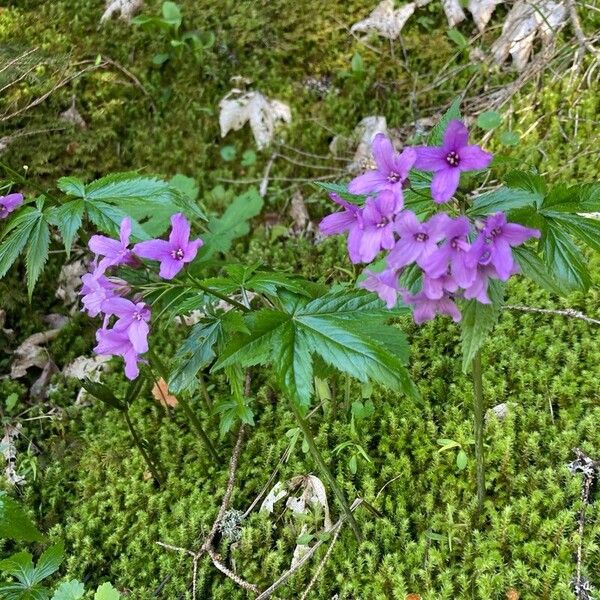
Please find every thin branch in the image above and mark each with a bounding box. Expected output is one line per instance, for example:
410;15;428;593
505;304;600;326
564;0;600;58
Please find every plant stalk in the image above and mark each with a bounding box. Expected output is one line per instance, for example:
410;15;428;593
123;410;163;486
178;396;220;463
472;350;485;512
288;399;362;542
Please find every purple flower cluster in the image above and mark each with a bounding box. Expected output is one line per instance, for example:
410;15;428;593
80;213;202;379
0;193;23;218
320;121;540;324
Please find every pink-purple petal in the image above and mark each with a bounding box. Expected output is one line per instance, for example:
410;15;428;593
413;147;447;171
348;171;388;195
443;120;469;152
431;168;461;203
458;145;493;171
133;239;171;261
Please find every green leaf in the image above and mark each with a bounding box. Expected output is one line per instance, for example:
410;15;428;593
25;215;50;298
456;449;468;470
168;319;222;394
51;580;85;600
499;131;520;146
94;582;121;600
0;493;44;542
220;145;237;162
476;111;502;130
85;201;149;241
0;208;40;278
241;150;257;167
313;182;366;205
57;177;85;197
512;246;565;296
33;544;63;584
542;212;600;254
468;187;539;217
542;223;591;292
197;188;263;260
429;97;461;145
351;51;364;72
296;533;314;545
161;1;182;28
81;380;124;410
460;280;504;372
47;200;84;257
447;29;467;49
542;183;600;213
504;170;546;199
169;174;199;202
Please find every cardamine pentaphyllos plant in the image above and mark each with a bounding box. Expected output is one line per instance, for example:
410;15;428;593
317;100;600;511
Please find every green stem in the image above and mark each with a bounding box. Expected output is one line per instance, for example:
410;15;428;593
198;373;213;411
344;376;351;414
0;160;59;203
472;350;485;512
288;399;362;542
187;275;250;313
178;396;220;463
123;410;163;486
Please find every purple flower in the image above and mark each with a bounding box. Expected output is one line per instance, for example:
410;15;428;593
89;217;137;273
468;212;540;281
419;216;475;288
102;297;151;353
134;213;203;280
319;193;364;264
348;134;416;201
405;291;462;324
358;190;402;263
387;211;451;270
413;120;492;203
94;327;142;380
421;271;459;300
79;271;120;317
360;267;402;308
0;193;23;218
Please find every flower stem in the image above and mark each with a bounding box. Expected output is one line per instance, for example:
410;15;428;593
288;399;362;542
178;396;221;463
472;350;485;512
187;275;250;313
123;410;163;486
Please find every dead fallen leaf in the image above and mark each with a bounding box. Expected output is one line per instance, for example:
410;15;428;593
63;355;110;381
56;259;87;307
152;377;178;408
491;0;567;70
350;0;417;40
219;89;292;149
406;595;422;600
289;190;310;231
468;0;503;32
506;589;520;600
347;115;388;173
100;0;143;23
10;329;63;379
60;96;86;129
1;424;26;486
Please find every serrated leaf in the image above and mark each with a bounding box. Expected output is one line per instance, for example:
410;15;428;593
94;582;121;600
85;201;149;241
313;182;367;205
542;212;600;254
504;170;546;199
0;209;39;279
47;200;84;257
197;188;263;260
512;247;564;296
542;183;600;213
51;580;85;600
0;494;44;542
429;97;461;145
25;215;50;298
469;187;539;217
460;280;504;372
542;224;590;292
81;380;124;410
57;177;85;198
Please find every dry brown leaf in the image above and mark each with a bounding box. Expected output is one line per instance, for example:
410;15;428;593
60;97;86;129
10;329;63;379
219;89;291;149
152;377;178;408
406;595;422;600
289;190;310;231
506;589;520;600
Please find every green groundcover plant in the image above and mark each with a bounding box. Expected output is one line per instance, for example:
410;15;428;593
0;103;599;581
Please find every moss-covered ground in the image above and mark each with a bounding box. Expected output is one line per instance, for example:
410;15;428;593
1;1;599;598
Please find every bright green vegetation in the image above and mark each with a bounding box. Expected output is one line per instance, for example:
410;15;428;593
1;0;599;599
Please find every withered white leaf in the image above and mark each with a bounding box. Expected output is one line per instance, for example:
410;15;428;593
10;329;63;379
491;0;567;70
100;0;144;23
468;0;503;32
56;259;88;308
2;424;26;486
441;0;466;27
350;0;416;40
60;97;86;129
347;115;388;173
63;355;110;382
219;89;291;149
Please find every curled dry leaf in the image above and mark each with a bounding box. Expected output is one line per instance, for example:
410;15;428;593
350;0;417;40
100;0;144;23
60;97;87;129
2;424;26;486
468;0;504;32
288;190;310;232
56;259;88;308
219;89;292;150
346;115;388;173
491;0;567;70
441;0;466;27
152;377;178;408
63;355;110;382
10;328;63;379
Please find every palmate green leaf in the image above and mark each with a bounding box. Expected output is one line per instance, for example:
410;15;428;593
460;279;504;373
56;177;85;197
313;182;366;205
0;493;44;542
85;201;149;241
543;212;600;254
468;187;539;217
47;200;84;257
51;580;85;600
25;216;50;298
541;183;600;213
197;188;263;261
93;582;121;600
214;290;417;406
503;170;546;199
429;97;461;145
542;224;591;292
512;247;565;296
